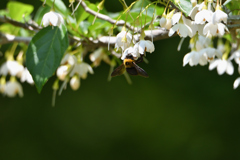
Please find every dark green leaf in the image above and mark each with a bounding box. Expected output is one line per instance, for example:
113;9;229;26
26;25;69;93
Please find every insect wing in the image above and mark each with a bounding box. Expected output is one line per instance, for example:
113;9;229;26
126;67;138;75
111;64;125;77
133;62;149;78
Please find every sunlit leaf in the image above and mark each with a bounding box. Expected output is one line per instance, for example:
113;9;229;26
26;25;69;93
7;1;34;21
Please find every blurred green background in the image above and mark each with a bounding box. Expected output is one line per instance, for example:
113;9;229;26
1;0;240;160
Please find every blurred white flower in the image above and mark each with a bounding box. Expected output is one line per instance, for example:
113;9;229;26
89;48;111;67
42;11;64;27
70;75;80;90
209;59;234;75
0;60;24;76
20;68;34;84
233;77;240;89
61;54;77;65
70;62;94;79
4;78;23;97
57;65;71;81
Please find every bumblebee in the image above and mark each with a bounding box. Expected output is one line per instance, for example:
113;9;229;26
111;55;149;78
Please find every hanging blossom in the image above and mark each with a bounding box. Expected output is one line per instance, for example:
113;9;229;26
42;11;64;27
56;53;77;81
4;77;23;98
121;31;155;60
160;9;175;30
0;60;24;76
168;12;193;38
115;27;135;52
89;48;111;67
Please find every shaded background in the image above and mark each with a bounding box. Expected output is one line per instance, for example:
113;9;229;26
1;0;240;159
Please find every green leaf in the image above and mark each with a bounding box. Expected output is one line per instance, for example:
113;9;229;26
40;0;69;15
176;0;192;16
26;25;69;93
7;1;34;21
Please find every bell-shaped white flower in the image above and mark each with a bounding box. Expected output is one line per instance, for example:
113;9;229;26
0;60;24;76
121;46;138;60
134;40;155;56
160;10;175;30
70;62;94;79
212;5;228;24
4;77;23;97
115;28;134;51
42;11;64;27
203;22;228;37
61;54;77;65
233;77;240;89
195;9;213;24
56;65;70;81
20;68;34;84
169;13;193;37
89;48;111;67
209;59;234;75
70;75;80;90
183;50;201;66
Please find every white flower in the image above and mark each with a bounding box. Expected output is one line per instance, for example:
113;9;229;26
115;30;134;51
121;46;138;60
203;22;228;37
160;16;167;28
169;13;193;37
195;9;213;24
209;59;234;75
169;22;193;37
89;48;111;67
134;40;155;55
229;49;240;73
56;65;70;81
233;77;240;89
4;79;23;97
70;75;80;90
183;50;202;66
42;11;64;27
212;9;228;24
189;2;205;20
0;60;24;76
20;68;34;84
70;62;94;79
61;54;77;65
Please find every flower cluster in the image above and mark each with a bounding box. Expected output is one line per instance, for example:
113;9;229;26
0;51;33;98
115;27;155;61
159;0;240;89
56;53;94;93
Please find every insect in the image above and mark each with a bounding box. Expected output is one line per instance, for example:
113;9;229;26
111;55;149;78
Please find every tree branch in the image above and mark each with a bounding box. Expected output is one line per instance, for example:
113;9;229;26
0;33;32;44
0;15;40;31
79;1;136;31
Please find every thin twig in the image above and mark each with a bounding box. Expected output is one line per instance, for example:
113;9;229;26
79;1;136;31
0;16;41;31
